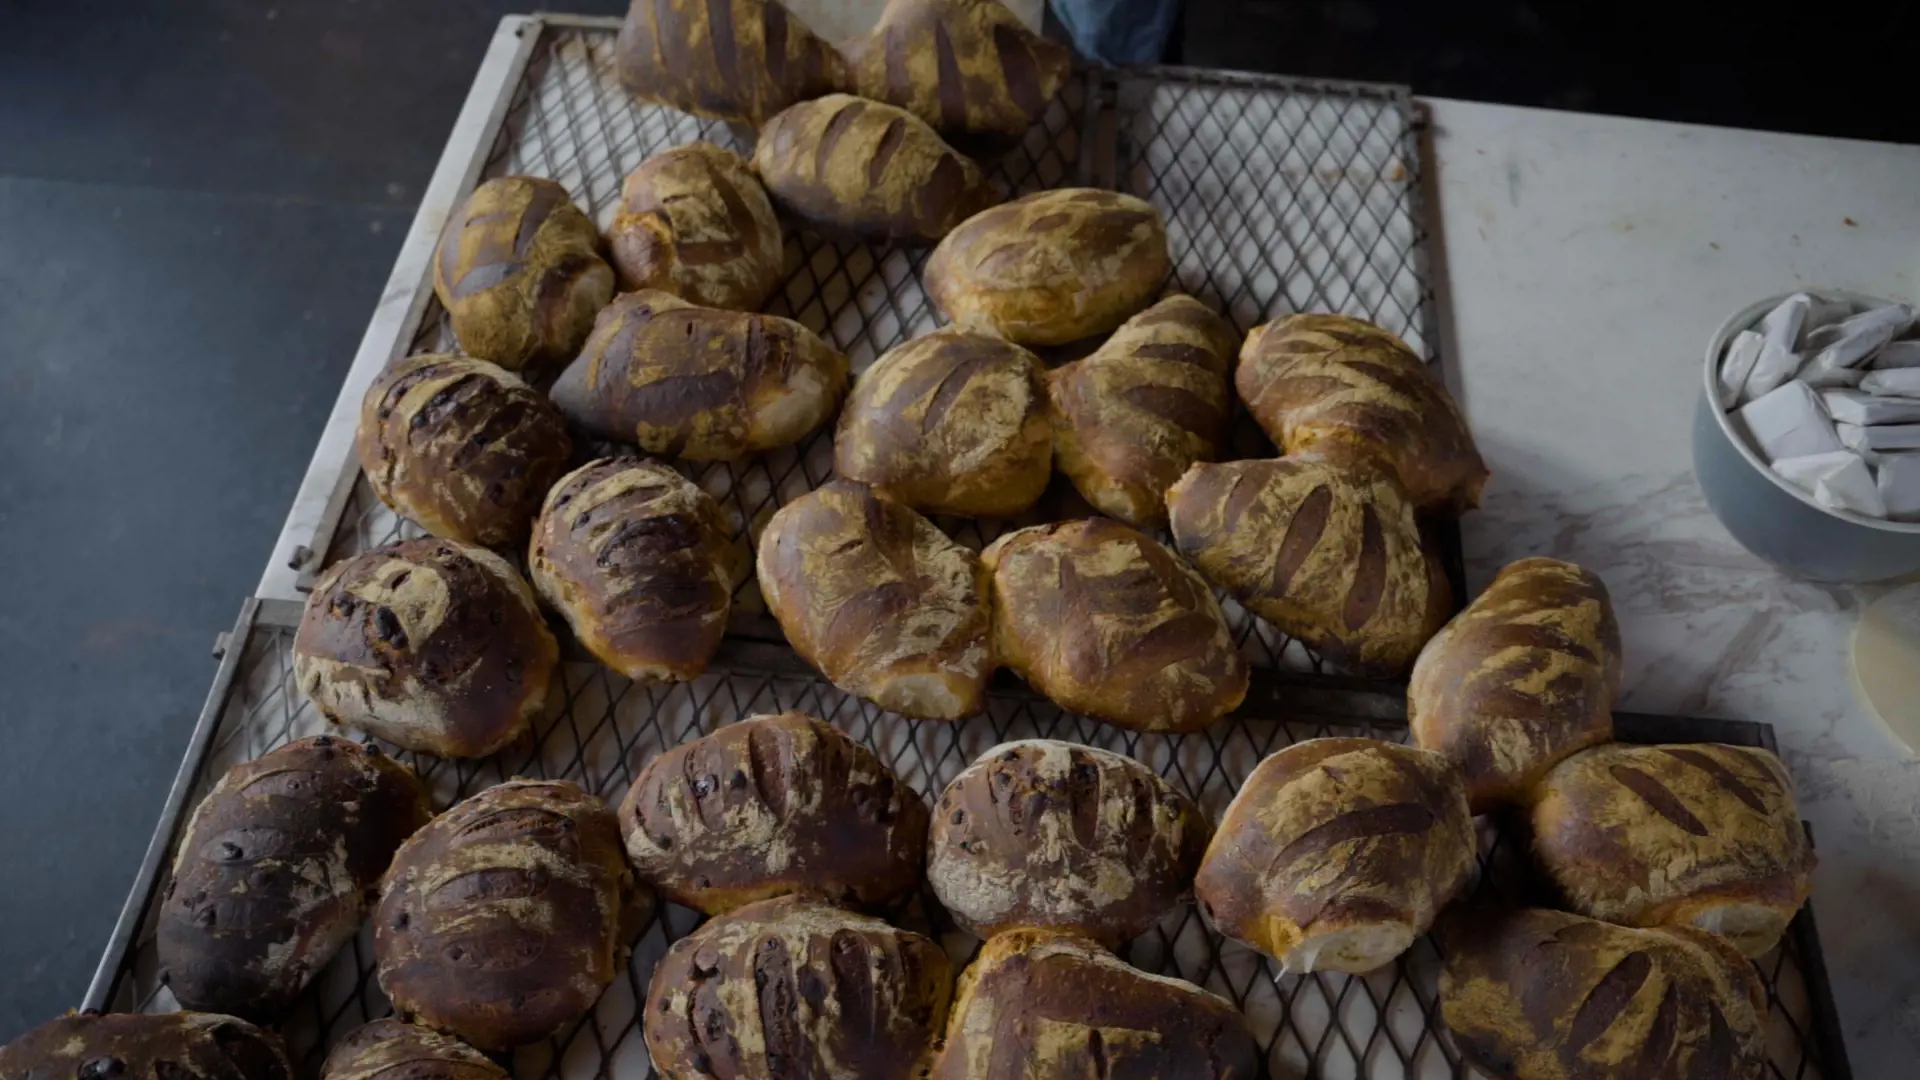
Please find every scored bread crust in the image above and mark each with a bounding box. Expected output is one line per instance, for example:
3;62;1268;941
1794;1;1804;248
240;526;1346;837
613;0;849;127
607;143;785;311
321;1019;508;1080
0;1012;293;1080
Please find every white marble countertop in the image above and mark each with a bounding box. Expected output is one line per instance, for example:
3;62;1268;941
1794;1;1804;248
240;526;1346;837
1425;98;1920;1072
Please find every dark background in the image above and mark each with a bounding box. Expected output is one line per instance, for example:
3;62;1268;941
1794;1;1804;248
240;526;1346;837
0;0;1911;1041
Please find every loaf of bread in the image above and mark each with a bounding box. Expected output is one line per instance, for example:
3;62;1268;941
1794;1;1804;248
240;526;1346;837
928;740;1209;945
1195;737;1475;974
433;176;614;376
619;711;930;912
925;188;1170;345
757;480;993;718
0;1012;292;1080
1166;455;1451;676
1530;742;1815;957
549;289;848;461
1439;907;1768;1080
375;779;640;1051
982;519;1248;733
1236;313;1488;512
158;736;429;1020
614;0;848;127
528;458;739;683
1049;294;1239;528
322;1019;508;1080
753;94;996;244
931;929;1257;1080
841;0;1073;153
608;142;785;311
1410;557;1621;811
644;895;951;1080
833;329;1049;517
356;353;573;548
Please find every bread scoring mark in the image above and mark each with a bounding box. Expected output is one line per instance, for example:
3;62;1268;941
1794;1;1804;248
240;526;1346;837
993;23;1044;116
1608;765;1710;836
1269;484;1332;596
814;99;868;179
1658;747;1770;815
1343;504;1387;631
931;19;967;131
1273;801;1435;867
867;116;909;187
1564;949;1651;1054
881;22;910;109
761;1;787;88
705;0;737;92
1630;979;1682;1074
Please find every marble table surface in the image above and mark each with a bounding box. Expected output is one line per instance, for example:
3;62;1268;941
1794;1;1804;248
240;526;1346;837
1425;98;1920;1072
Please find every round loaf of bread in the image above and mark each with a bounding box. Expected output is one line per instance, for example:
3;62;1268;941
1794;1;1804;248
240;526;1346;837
322;1019;508;1080
159;736;430;1020
608;143;785;311
928;740;1209;945
644;895;952;1080
1195;737;1476;974
619;711;930;913
0;1012;292;1080
614;0;849;127
432;176;614;376
981;518;1248;733
528;458;739;683
374;779;641;1052
925;187;1171;345
295;538;559;758
356;353;573;549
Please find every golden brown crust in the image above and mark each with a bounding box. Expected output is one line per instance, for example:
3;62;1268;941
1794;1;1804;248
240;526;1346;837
981;518;1248;733
1048;295;1239;528
0;1012;293;1080
528;458;738;683
1166;455;1451;677
644;895;951;1080
549;290;848;461
1235;313;1488;512
1438;907;1768;1080
925;188;1171;346
614;0;849;127
1195;738;1475;974
1530;743;1816;957
928;740;1210;946
355;353;573;549
1410;557;1621;812
618;711;930;913
432;176;614;376
374;779;641;1052
932;929;1257;1080
159;737;430;1021
757;480;993;718
833;329;1051;517
322;1019;508;1080
753;94;996;244
608;143;785;311
294;539;559;758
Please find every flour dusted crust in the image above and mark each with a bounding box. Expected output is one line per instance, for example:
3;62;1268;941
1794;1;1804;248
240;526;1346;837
322;1019;508;1080
608;143;785;311
614;0;848;127
0;1012;293;1080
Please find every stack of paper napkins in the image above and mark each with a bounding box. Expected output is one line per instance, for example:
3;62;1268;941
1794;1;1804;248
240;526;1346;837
1722;293;1920;519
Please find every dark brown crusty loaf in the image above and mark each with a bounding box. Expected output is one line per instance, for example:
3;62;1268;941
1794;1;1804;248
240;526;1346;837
433;176;614;376
930;928;1257;1080
619;711;930;913
0;1011;293;1080
1438;907;1768;1080
374;779;641;1052
549;289;848;461
614;0;848;127
1410;557;1621;812
294;538;560;758
841;0;1073;154
1167;455;1451;677
981;519;1248;733
528;458;739;683
1195;737;1475;974
753;94;996;244
644;895;952;1080
356;353;573;549
158;736;430;1020
834;328;1050;518
1236;312;1488;512
927;740;1210;946
757;480;993;718
1048;294;1239;528
1530;742;1815;958
608;142;785;311
321;1019;508;1080
925;187;1171;346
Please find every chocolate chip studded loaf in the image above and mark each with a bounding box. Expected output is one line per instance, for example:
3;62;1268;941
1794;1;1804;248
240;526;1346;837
322;1019;508;1080
608;142;785;311
614;0;849;127
0;1012;292;1080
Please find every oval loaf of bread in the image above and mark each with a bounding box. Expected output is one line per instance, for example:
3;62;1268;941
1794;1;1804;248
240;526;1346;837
608;142;785;311
1195;737;1475;974
1530;742;1815;957
1410;557;1621;812
0;1012;293;1080
614;0;848;127
322;1019;509;1080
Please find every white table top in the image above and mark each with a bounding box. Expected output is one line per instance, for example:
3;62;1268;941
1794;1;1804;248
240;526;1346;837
1425;97;1920;1073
